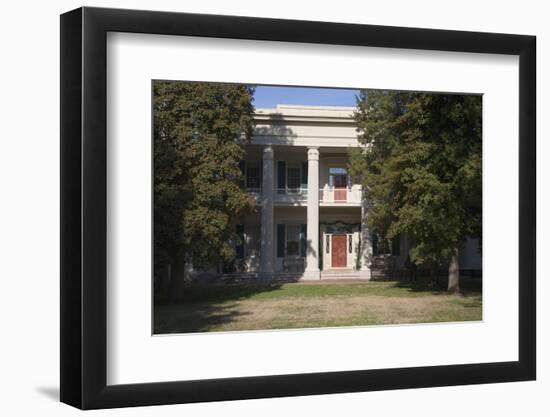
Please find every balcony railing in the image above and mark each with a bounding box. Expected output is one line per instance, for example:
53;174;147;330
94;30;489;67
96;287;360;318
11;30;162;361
319;186;362;204
246;186;362;204
275;187;308;204
276;187;308;196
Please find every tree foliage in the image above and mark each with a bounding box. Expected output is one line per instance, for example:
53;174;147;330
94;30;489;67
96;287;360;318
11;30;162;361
153;81;255;273
349;90;482;284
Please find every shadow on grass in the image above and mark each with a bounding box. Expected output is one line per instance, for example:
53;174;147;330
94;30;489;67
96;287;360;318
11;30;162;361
155;301;253;334
390;276;482;297
165;282;287;303
154;282;286;334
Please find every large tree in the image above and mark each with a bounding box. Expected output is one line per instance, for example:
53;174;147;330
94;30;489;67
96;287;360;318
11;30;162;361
349;90;482;292
153;81;255;284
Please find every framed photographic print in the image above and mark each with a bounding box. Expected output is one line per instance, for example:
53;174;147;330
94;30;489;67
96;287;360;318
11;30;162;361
60;6;536;409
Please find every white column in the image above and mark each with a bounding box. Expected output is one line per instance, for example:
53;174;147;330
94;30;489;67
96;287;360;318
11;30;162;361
304;147;321;279
360;196;372;280
260;145;274;278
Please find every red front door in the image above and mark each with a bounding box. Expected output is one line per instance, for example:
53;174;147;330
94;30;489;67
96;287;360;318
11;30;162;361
331;234;347;268
333;174;347;201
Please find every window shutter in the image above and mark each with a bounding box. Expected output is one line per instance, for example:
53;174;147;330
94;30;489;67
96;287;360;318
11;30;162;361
301;161;308;189
277;224;286;258
300;224;307;257
277;161;286;191
372;233;378;256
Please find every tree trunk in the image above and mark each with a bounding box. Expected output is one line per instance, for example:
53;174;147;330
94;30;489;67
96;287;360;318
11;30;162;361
168;255;187;301
447;247;460;293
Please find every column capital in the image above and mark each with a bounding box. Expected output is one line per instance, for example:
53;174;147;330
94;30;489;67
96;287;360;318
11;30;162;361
307;147;319;160
263;145;274;159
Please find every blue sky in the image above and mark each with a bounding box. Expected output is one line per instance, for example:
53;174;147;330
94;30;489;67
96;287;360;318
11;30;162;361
252;86;360;108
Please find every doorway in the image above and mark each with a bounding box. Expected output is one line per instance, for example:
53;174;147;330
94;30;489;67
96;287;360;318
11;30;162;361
331;234;347;268
329;167;348;201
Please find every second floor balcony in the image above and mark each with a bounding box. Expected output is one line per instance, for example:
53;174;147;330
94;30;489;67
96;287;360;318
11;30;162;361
319;185;362;204
242;150;362;207
275;187;308;205
245;185;362;206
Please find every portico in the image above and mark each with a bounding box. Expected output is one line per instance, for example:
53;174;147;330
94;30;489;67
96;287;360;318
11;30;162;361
246;104;372;279
253;146;370;280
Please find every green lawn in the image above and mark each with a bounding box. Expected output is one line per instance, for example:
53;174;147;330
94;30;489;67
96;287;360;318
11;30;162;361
154;278;482;334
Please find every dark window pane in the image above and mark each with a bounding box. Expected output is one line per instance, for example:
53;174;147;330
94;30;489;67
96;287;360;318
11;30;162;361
246;166;260;189
277;161;286;190
287;166;301;191
286;225;300;256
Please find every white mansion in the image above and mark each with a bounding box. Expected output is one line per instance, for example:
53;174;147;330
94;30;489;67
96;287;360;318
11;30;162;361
227;104;481;280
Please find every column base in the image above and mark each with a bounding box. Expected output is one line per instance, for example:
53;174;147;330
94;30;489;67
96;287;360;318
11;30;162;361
302;270;321;280
358;268;372;280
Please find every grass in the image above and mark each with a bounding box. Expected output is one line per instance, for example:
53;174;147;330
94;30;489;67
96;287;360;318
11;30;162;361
154;278;482;334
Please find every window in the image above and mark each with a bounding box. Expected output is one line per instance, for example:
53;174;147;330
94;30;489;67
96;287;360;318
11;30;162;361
372;232;388;256
246;165;261;189
329;167;347;175
277;161;307;193
286;225;301;256
329;167;349;188
279;224;306;257
371;232;401;256
348;235;353;254
287;164;301;192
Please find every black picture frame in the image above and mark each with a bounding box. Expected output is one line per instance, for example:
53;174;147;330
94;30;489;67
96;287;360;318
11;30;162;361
60;6;536;410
